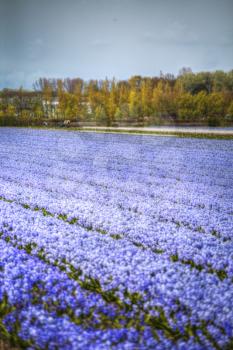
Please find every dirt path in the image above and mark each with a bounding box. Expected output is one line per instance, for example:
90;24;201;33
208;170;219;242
81;126;233;135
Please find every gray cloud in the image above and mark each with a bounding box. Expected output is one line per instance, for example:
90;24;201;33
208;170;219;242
1;0;233;88
91;39;112;48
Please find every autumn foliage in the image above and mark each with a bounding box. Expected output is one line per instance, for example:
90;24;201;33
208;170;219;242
1;69;233;127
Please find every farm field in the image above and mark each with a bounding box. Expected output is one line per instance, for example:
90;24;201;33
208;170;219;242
0;127;233;349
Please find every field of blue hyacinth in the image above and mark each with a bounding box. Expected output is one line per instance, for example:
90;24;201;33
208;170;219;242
0;128;233;350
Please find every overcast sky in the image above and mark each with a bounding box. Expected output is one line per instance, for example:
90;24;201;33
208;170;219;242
1;0;233;89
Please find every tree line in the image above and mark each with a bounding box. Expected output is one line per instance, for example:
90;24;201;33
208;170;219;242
0;68;233;127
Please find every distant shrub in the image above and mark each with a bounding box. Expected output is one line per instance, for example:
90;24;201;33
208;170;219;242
207;117;221;127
